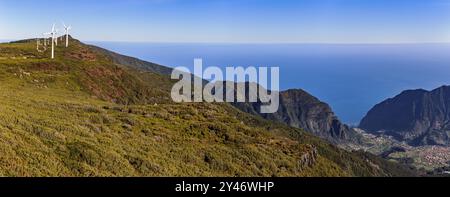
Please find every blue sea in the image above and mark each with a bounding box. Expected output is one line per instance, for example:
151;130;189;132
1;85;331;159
87;42;450;125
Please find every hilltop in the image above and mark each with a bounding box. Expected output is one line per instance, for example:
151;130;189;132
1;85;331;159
0;37;416;176
360;86;450;146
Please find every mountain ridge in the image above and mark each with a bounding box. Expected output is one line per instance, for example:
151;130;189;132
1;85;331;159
0;37;416;176
82;41;358;145
360;85;450;146
232;88;358;144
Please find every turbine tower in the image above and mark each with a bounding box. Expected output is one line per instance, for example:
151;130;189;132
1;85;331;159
43;24;58;59
54;28;59;46
62;22;72;47
36;38;40;51
42;34;47;47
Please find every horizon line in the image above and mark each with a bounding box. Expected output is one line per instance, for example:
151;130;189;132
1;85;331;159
83;40;450;45
2;37;450;45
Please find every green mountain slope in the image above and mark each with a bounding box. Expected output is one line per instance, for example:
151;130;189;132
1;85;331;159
0;38;416;176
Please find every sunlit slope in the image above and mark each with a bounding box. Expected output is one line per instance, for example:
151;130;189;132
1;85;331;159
0;38;415;176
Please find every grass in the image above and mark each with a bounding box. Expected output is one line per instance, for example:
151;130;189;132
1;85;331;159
0;38;416;177
0;84;347;176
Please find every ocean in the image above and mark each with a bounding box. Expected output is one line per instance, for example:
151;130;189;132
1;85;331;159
87;42;450;125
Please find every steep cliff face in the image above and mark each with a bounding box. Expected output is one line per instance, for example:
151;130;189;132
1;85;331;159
233;89;358;143
360;86;450;146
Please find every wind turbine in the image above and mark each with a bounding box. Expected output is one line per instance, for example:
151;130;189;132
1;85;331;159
43;24;58;59
42;34;47;47
36;38;40;51
62;22;72;47
54;27;59;46
36;36;46;53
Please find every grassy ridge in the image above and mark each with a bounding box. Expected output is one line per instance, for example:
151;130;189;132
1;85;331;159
0;38;416;176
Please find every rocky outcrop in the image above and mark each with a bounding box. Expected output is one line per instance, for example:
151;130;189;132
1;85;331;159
298;145;318;168
360;85;450;146
233;88;358;144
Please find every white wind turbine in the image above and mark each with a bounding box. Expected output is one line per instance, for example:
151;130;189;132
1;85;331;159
36;36;46;53
36;38;40;51
42;34;47;47
54;27;59;46
43;24;58;59
62;22;72;47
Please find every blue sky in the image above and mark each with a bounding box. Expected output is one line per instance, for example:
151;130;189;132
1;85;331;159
1;0;450;43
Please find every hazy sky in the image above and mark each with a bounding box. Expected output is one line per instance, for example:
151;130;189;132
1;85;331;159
1;0;450;43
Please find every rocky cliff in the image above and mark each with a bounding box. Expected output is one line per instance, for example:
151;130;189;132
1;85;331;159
360;85;450;146
233;88;358;144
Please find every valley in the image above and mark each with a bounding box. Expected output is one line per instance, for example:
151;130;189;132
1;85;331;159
344;129;450;174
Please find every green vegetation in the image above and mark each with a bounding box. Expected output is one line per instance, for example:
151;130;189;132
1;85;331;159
0;38;416;176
